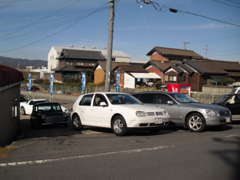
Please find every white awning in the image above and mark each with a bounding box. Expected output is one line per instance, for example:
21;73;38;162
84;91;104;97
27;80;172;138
130;73;161;79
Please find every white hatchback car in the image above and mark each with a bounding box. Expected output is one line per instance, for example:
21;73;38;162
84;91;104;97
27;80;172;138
71;92;169;136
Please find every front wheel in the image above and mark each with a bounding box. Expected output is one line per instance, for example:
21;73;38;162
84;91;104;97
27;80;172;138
112;116;128;136
186;113;206;132
72;114;82;130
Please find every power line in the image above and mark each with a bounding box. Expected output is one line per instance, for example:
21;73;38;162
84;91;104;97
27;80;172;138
137;0;240;27
0;5;108;53
211;0;240;9
0;0;82;40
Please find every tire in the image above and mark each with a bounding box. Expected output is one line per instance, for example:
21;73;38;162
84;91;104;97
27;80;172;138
186;113;206;132
20;107;26;115
30;119;41;129
112;115;128;136
72;114;82;130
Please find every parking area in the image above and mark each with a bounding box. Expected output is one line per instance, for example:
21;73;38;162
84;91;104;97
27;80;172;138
0;113;240;180
0;92;239;180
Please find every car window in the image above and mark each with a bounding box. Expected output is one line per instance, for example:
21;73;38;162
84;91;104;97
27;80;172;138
35;104;62;112
79;94;93;106
107;94;140;105
157;94;173;104
30;100;46;105
93;94;108;106
215;94;231;104
135;94;156;104
170;93;196;103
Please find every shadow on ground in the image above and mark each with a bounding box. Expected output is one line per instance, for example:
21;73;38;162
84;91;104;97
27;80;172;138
18;118;81;140
211;136;240;180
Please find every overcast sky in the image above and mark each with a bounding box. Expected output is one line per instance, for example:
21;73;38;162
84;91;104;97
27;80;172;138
0;0;239;61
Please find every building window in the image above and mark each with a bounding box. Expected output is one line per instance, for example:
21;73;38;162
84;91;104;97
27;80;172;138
169;75;177;82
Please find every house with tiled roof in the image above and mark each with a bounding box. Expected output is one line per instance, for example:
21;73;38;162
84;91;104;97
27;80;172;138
0;64;23;146
144;60;201;91
185;59;240;86
147;46;202;62
48;46;132;83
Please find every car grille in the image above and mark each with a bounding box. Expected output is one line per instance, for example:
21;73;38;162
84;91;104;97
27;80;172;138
146;112;155;116
219;110;230;116
146;112;164;116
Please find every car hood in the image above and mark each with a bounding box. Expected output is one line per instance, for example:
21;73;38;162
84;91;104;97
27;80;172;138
183;103;228;111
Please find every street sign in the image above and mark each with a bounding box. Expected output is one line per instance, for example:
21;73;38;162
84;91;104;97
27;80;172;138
50;73;54;95
116;72;120;92
81;72;86;93
28;73;32;91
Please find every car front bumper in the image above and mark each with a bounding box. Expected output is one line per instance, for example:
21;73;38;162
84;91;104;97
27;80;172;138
127;117;169;128
205;115;232;126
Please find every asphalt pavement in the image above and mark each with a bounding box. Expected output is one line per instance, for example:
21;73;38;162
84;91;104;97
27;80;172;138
0;117;239;180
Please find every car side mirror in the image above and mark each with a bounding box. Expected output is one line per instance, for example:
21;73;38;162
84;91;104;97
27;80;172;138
99;101;107;107
167;100;174;105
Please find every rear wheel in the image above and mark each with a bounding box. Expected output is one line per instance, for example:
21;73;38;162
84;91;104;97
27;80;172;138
112;116;127;136
72;114;82;130
186;113;206;132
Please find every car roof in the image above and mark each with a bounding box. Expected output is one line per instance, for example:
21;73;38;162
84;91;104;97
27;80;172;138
82;92;131;96
132;91;176;95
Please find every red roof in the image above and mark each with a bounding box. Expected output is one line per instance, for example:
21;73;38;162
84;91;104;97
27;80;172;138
0;64;24;87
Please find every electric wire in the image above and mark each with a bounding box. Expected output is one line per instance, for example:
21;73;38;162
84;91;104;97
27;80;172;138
136;0;240;28
0;5;108;53
211;0;240;8
0;0;83;39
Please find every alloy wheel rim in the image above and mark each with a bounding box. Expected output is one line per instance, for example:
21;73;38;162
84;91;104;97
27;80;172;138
189;115;203;131
113;119;124;134
73;117;80;128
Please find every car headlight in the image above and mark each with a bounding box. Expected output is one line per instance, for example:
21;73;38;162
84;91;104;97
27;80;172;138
136;111;146;117
206;110;219;117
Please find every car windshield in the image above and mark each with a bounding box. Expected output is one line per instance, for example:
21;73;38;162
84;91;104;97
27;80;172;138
35;104;62;112
106;94;141;105
214;94;232;104
31;100;47;105
171;93;197;103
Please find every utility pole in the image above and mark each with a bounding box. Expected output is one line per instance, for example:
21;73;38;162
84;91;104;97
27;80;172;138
105;0;115;92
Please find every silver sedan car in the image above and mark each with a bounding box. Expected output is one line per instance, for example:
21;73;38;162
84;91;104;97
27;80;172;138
132;92;232;132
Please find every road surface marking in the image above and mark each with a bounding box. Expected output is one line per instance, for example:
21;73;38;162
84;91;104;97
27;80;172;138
0;145;174;168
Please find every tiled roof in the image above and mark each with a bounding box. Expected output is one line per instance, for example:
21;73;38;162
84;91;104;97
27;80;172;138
186;59;240;75
54;66;93;72
59;49;105;61
146;60;175;72
115;64;147;73
147;46;202;59
0;65;23;87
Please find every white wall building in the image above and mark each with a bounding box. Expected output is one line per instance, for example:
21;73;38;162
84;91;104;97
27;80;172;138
48;46;132;72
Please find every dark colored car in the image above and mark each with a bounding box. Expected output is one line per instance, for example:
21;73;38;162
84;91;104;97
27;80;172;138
30;102;69;129
132;92;231;132
214;94;240;120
